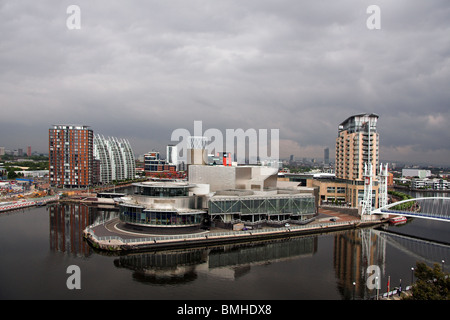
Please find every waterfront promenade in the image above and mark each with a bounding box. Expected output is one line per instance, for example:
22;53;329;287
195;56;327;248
83;208;383;252
0;194;59;212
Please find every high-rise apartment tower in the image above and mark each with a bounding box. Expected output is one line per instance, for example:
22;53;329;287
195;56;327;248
335;114;379;181
335;114;379;208
49;125;94;188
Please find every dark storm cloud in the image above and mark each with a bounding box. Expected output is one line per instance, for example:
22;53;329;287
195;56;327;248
0;0;449;165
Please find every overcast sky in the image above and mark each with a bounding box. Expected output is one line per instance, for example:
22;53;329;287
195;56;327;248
1;1;449;166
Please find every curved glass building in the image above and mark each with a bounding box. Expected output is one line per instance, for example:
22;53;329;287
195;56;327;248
119;181;206;228
93;135;136;184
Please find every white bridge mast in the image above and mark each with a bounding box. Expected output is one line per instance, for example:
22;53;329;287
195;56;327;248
361;119;373;218
378;163;389;209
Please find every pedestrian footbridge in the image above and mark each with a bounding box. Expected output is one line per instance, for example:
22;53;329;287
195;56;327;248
373;229;450;265
371;197;450;222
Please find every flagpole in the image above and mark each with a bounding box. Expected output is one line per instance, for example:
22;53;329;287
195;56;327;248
387;275;390;298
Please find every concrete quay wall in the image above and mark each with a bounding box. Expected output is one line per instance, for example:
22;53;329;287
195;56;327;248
83;219;384;252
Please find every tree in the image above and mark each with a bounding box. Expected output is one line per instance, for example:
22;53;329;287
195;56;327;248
406;262;449;300
7;169;17;180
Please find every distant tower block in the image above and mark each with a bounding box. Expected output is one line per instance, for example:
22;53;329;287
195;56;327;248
167;144;178;171
324;147;329;165
187;136;209;165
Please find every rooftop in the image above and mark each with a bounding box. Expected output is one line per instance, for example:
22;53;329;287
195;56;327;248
51;124;91;130
132;181;194;188
338;113;379;127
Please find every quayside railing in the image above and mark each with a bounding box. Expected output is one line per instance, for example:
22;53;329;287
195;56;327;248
85;219;359;245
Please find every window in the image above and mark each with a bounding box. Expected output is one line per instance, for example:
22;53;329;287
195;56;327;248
336;187;345;193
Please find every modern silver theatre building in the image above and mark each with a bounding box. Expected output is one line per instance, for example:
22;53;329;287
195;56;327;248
119;138;316;230
119;167;316;230
119;181;206;227
190;165;316;228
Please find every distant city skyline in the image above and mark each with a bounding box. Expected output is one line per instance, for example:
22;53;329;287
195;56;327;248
1;127;449;168
1;1;449;167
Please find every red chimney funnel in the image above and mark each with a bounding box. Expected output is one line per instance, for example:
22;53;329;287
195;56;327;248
222;152;227;166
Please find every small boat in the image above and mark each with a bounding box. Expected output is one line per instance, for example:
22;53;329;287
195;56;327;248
389;216;407;225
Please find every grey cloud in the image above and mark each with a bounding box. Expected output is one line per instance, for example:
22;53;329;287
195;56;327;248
0;0;449;165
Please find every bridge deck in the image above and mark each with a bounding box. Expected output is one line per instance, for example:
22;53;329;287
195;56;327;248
372;196;450;222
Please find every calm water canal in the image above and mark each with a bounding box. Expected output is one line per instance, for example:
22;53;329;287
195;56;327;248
0;198;448;300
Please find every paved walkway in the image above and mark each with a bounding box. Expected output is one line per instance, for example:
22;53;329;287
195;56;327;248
315;207;360;223
91;218;209;239
85;208;385;252
90;207;362;241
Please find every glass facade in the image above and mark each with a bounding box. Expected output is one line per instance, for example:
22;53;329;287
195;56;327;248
208;196;315;216
134;185;189;197
120;205;204;227
120;182;204;228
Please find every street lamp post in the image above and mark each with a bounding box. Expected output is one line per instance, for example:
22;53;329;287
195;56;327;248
353;282;356;300
411;267;414;286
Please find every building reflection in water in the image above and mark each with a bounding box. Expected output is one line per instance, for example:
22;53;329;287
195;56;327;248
113;228;389;298
114;249;207;285
334;229;386;300
114;236;318;285
49;203;118;257
48;203;391;299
